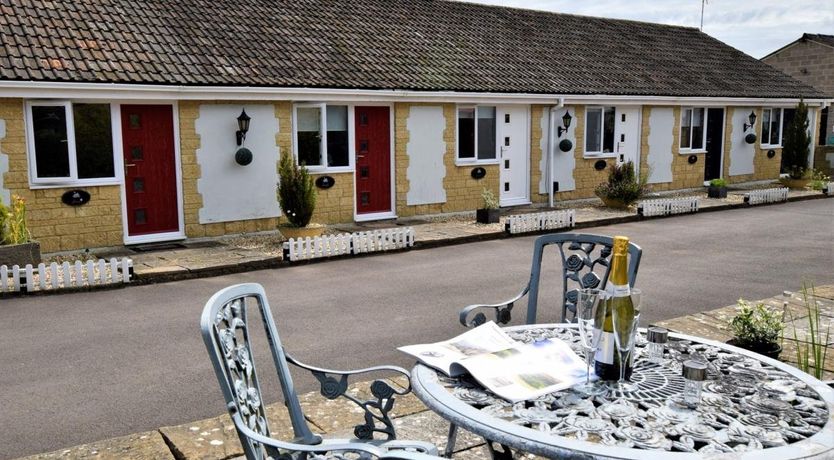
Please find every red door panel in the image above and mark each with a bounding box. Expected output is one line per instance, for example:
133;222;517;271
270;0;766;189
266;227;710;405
355;106;391;214
121;105;179;236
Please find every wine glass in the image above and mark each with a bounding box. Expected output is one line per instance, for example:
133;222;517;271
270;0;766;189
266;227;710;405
610;288;642;393
573;288;608;396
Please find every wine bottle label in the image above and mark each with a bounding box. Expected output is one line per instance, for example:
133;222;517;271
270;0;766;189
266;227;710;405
594;331;615;364
607;282;630;296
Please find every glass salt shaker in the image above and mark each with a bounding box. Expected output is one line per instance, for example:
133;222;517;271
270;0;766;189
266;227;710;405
682;360;708;407
646;327;668;363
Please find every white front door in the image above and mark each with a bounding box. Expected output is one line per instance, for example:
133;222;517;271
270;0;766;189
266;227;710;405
498;106;530;206
614;106;641;173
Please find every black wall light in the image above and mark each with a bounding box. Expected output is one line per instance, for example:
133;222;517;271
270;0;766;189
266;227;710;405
742;110;757;132
236;109;251;146
557;111;572;137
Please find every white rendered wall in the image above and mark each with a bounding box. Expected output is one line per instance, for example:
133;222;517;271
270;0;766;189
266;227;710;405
730;107;755;176
807;108;817;168
196;105;280;224
551;106;576;193
0;119;8;205
646;108;674;184
406;106;446;205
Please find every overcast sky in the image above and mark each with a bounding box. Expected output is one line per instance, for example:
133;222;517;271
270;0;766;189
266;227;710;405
458;0;834;58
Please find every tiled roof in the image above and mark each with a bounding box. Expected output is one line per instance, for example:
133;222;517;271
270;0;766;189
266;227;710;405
0;0;825;98
805;33;834;48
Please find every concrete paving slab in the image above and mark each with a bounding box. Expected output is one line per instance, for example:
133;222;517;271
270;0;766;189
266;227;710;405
18;431;173;460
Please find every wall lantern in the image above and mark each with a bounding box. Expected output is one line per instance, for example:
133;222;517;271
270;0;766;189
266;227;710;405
742;110;756;132
557;111;572;137
236;109;251;146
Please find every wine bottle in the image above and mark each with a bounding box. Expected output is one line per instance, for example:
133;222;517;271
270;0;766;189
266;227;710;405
594;235;634;381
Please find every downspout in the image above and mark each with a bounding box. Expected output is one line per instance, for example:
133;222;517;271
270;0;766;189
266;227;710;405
547;98;565;208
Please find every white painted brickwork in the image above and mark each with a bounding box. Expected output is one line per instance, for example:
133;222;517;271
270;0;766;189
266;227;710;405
744;188;789;205
283;227;415;261
0;258;132;293
638;197;699;217
505;210;576;234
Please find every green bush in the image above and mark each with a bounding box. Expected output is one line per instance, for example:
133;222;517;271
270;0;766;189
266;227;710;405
782;100;811;179
730;299;784;349
810;169;831;191
0;195;30;245
481;188;499;210
709;178;726;188
594;161;649;206
277;154;316;228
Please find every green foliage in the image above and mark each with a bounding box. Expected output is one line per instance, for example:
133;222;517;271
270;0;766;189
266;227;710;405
730;299;784;349
782;100;811;179
0;195;31;245
594;160;649;206
277;154;317;228
786;284;831;379
481;188;499;210
809;169;831;191
708;178;727;188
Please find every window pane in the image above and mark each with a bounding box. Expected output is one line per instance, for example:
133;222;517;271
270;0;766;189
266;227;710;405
326;106;348;167
73;104;115;179
31;105;71;178
782;109;795;145
680;109;692;149
458;108;475;159
770;109;781;145
586;108;602;152
297;107;322;166
476;106;496;160
603;107;615;153
761;109;771;144
691;108;705;150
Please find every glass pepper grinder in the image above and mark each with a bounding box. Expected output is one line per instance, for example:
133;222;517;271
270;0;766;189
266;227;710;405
682;360;708;407
646;327;668;363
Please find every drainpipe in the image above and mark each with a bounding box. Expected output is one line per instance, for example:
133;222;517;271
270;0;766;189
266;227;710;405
546;98;565;208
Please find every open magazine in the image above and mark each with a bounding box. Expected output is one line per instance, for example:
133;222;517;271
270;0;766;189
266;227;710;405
398;322;591;402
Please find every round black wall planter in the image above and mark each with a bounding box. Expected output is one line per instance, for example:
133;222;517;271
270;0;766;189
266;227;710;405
558;139;573;152
315;176;336;189
745;133;757;144
593;160;607;171
235;147;253;166
767;149;776;159
61;189;90;206
688;155;698;164
471;167;487;180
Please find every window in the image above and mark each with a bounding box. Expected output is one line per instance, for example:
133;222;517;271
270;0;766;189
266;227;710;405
26;101;116;185
680;107;706;150
781;108;795;146
457;106;496;162
761;108;784;147
294;104;350;169
585;107;615;154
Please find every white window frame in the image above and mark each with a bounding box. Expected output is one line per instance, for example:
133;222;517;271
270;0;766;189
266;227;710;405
24;100;120;187
583;106;617;158
292;103;354;173
679;106;708;153
761;107;784;148
455;105;499;165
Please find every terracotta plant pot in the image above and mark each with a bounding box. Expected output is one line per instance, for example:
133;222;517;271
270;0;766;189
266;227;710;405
0;241;41;267
278;224;325;240
779;178;810;190
476;208;500;224
726;338;782;360
599;196;631;210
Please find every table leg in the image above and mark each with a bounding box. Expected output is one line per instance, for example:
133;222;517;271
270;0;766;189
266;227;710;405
486;440;514;460
443;423;458;458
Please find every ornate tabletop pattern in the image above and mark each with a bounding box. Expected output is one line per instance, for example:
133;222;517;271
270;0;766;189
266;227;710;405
432;325;830;456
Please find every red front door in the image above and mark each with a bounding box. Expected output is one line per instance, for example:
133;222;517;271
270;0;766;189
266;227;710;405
121;105;179;237
354;106;391;214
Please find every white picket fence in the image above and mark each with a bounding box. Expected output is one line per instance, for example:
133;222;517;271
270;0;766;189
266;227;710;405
504;210;576;234
824;182;834;196
0;258;133;294
283;227;415;261
638;197;700;217
744;187;789;205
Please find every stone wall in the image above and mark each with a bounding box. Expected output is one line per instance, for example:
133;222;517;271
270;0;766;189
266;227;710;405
530;105;546;203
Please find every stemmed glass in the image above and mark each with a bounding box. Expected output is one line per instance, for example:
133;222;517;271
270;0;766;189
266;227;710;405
610;289;642;393
574;288;608;396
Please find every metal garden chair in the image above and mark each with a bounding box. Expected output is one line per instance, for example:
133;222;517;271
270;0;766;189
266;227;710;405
459;233;642;327
201;283;440;460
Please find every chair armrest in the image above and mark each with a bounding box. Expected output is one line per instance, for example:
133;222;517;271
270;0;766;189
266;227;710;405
458;286;528;328
286;354;411;441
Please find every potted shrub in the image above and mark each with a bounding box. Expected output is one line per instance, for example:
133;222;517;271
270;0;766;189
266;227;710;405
0;195;40;267
707;178;727;198
728;299;784;359
276;153;322;239
779;100;811;189
476;188;500;224
594;160;649;209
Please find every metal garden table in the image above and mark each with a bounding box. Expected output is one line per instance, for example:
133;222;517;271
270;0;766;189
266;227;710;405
410;324;834;459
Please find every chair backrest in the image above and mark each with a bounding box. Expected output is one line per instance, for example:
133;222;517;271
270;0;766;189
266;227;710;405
526;233;642;323
201;283;320;459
